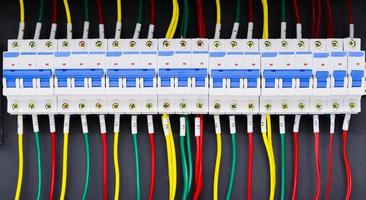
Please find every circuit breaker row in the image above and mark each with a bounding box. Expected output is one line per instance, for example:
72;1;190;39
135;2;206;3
2;38;365;115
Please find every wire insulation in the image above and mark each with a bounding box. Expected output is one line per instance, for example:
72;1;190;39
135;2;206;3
342;131;352;200
148;134;156;200
186;116;193;197
291;132;299;200
60;133;69;200
280;134;286;200
325;134;333;200
292;0;301;24
314;133;321;200
82;133;91;200
113;132;120;200
49;132;56;200
226;134;237;200
34;132;42;200
247;133;253;200
261;0;269;39
213;133;222;200
132;134;141;200
102;134;108;200
37;0;45;22
15;133;23;200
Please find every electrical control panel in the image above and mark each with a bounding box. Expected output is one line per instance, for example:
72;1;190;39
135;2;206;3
3;38;365;115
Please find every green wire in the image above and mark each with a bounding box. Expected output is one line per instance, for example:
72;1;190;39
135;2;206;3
83;0;89;21
34;132;42;200
180;0;189;37
186;116;193;197
226;134;237;200
37;0;45;22
180;136;189;200
281;0;286;22
137;0;143;24
82;133;90;200
132;134;141;200
235;0;241;22
280;134;286;200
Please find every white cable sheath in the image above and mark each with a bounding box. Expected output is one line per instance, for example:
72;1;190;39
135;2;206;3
99;24;105;39
247;115;253;133
63;115;70;134
99;115;106;134
261;115;267;133
147;115;154;134
214;115;221;135
81;115;88;134
82;21;89;39
49;114;56;133
330;114;335;134
293;115;301;133
50;23;57;39
34;22;42;40
281;22;287;39
279;116;285;134
342;114;351;131
67;23;73;39
131;116;138;135
296;23;302;39
114;114;120;133
17;22;25;40
17;115;23;134
229;116;236;134
162;117;170;136
133;23;142;39
313;115;320;134
114;22;122;39
32;114;39;133
180;117;186;136
214;24;221;39
195;117;201;137
230;22;240;39
246;22;254;39
349;24;354;38
148;24;155;39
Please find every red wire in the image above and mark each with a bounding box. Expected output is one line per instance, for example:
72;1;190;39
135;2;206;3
51;0;57;23
96;0;104;25
49;132;56;200
345;0;353;24
325;0;334;38
193;115;204;200
102;134;108;200
248;0;254;22
291;132;299;200
195;0;206;38
325;134;334;200
314;133;321;200
292;0;301;24
311;0;316;37
342;131;352;200
148;134;156;200
149;0;155;25
247;133;253;200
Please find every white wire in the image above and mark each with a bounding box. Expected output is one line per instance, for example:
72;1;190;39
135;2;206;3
214;115;221;135
330;114;335;134
17;22;25;40
82;21;89;39
342;114;351;131
148;24;155;39
246;22;254;39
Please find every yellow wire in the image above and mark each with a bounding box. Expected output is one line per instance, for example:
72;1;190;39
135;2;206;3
60;133;69;200
215;0;221;25
19;0;24;22
63;0;72;24
15;134;23;200
162;114;177;200
261;0;269;39
116;0;122;23
113;132;120;200
213;133;222;200
165;0;179;39
262;115;276;200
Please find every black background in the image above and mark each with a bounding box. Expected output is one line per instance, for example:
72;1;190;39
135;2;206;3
1;0;366;199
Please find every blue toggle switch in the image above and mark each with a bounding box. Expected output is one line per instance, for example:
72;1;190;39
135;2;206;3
3;69;52;88
315;71;329;88
55;69;104;88
350;70;364;87
333;70;347;88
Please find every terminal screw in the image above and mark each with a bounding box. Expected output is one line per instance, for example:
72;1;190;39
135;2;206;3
196;102;203;109
214;103;221;110
230;41;237;48
62;103;69;110
315;41;322;48
95;41;103;48
331;40;339;48
112;41;119;48
179;102;187;109
45;41;53;49
332;102;339;110
315;103;322;111
163;102;170;109
180;40;187;48
12;41;20;49
197;40;204;48
264;41;271;48
264;103;272;111
28;103;36;110
79;41;86;48
112;103;119;110
45;103;52;110
163;40;170;48
62;41;69;48
29;41;36;49
247;41;254;48
12;103;19;110
281;103;288;110
230;103;238;111
145;103;153;110
129;103;136;110
79;103;86;110
297;40;305;49
213;41;220;48
281;41;288;48
349;102;356;110
129;41;136;48
146;40;153;48
248;103;255;110
298;103;305;110
95;103;103;110
349;40;356;48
